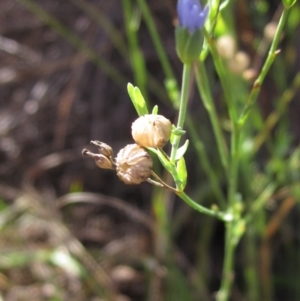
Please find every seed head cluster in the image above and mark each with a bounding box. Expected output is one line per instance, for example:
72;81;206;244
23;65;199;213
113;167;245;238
82;114;172;185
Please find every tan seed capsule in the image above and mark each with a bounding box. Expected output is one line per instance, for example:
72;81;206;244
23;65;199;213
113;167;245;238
131;114;172;148
115;144;153;185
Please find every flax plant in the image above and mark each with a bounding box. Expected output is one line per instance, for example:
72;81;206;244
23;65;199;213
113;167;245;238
78;0;299;299
123;0;299;300
83;0;299;301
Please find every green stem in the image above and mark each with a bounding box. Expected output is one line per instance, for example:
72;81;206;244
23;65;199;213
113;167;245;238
170;63;191;162
228;123;241;207
252;71;300;155
216;126;241;301
203;29;237;122
186;116;227;207
216;221;236;301
137;0;176;81
194;61;229;170
176;192;232;222
244;183;277;224
238;6;290;125
123;0;147;96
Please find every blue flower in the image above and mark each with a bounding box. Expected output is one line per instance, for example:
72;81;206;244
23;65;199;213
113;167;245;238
177;0;209;34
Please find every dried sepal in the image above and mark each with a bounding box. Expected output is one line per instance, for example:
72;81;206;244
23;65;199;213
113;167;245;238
115;144;153;185
82;149;114;169
90;140;114;158
131;114;172;148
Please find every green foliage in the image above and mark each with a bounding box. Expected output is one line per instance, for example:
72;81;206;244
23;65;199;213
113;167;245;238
127;83;149;116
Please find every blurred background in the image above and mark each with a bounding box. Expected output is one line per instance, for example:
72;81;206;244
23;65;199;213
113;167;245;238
0;0;300;300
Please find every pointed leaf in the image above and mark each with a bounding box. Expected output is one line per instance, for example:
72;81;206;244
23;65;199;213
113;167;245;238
127;83;148;116
127;82;135;102
172;126;186;136
175;140;189;161
133;86;148;116
152;105;158;115
176;156;187;190
148;147;173;174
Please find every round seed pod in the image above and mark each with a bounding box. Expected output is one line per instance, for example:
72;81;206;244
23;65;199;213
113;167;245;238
115;144;153;185
131;114;172;148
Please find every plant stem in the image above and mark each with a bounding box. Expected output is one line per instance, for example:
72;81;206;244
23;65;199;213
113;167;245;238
194;61;229;170
252;71;300;155
170;63;191;162
137;0;176;81
123;0;147;97
216;123;241;301
238;6;290;125
216;221;236;301
186;116;227;208
228;123;241;208
203;29;237;122
176;191;232;222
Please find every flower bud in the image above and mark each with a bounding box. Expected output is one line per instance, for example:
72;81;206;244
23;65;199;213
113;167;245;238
82;149;113;169
115;144;153;185
175;0;209;64
131;114;172;148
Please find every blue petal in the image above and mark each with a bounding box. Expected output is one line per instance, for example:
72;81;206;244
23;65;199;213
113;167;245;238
177;0;208;33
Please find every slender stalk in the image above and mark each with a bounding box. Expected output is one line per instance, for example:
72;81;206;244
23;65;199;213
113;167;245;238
245;183;277;224
228;124;241;207
170;64;191;162
252;71;300;154
194;61;229;170
123;0;147;96
203;28;237;122
137;0;176;81
217;179;238;300
176;191;232;222
216;123;241;301
136;0;180;106
238;6;290;125
186;116;227;207
244;229;260;301
216;221;236;301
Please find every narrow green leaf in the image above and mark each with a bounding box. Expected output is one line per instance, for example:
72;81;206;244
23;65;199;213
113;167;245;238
148;148;173;174
127;83;148;116
133;86;148;116
176;156;187;190
175;140;189;161
172;126;186;136
127;82;135;98
152;105;158;115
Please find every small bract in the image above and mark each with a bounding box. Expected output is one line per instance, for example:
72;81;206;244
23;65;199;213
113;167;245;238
116;144;153;185
131;114;172;148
